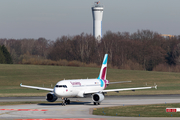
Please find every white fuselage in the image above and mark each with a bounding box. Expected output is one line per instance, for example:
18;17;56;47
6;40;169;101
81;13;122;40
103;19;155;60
54;79;108;98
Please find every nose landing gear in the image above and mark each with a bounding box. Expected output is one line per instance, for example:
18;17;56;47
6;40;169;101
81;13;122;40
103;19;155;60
62;98;70;106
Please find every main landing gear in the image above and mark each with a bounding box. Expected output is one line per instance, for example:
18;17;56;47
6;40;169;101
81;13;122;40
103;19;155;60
62;98;70;106
94;102;100;105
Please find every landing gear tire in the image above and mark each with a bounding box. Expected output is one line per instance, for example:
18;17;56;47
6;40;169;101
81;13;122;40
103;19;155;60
62;98;70;106
94;102;96;105
67;100;70;104
62;97;67;106
65;99;70;104
98;103;100;105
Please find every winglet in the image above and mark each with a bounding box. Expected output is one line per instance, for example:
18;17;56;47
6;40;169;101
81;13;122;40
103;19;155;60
20;83;22;86
155;85;157;89
152;85;157;89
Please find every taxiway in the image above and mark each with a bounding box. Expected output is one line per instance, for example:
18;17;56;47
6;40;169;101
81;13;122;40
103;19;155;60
0;95;180;120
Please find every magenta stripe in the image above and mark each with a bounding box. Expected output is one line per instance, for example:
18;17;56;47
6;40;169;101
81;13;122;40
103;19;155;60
101;67;106;80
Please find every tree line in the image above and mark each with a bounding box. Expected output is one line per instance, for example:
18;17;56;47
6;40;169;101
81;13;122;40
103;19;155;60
0;45;12;64
1;30;180;72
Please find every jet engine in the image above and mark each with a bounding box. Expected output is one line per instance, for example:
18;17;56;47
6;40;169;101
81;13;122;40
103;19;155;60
46;92;58;102
92;93;104;103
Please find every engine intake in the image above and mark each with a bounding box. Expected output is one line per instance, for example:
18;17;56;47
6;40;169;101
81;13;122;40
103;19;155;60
46;92;58;102
92;93;104;102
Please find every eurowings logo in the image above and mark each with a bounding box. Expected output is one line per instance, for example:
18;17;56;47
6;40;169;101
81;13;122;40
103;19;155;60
70;82;81;86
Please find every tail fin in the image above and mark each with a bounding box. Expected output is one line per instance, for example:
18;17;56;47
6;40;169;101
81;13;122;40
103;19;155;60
98;54;108;80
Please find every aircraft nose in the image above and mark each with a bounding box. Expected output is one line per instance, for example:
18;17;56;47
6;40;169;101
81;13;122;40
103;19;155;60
54;88;59;96
54;87;62;97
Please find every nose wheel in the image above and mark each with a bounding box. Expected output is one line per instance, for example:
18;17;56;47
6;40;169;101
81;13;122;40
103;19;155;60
65;99;70;104
62;98;70;106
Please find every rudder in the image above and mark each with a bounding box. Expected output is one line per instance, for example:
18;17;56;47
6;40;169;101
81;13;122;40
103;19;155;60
98;54;108;80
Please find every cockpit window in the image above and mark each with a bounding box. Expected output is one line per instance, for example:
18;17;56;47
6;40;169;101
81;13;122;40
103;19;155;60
55;85;67;88
63;85;67;88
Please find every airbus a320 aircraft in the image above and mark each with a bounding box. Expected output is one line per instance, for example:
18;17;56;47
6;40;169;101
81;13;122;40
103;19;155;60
20;54;157;106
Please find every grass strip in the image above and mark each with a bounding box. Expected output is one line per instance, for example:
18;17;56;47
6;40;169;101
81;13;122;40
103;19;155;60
93;103;180;117
1;64;180;96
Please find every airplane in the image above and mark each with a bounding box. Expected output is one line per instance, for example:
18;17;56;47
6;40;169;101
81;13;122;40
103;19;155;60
20;54;157;106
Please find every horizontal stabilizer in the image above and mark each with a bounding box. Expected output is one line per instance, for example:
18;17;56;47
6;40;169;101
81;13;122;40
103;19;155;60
108;81;131;84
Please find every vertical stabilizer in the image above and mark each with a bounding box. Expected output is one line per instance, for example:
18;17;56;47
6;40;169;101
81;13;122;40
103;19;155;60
98;54;108;80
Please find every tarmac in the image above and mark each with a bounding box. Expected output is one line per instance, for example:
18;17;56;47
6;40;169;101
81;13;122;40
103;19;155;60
0;95;180;120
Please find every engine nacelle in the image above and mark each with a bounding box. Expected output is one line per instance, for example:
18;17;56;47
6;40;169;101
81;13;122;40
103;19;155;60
92;93;104;103
46;92;58;102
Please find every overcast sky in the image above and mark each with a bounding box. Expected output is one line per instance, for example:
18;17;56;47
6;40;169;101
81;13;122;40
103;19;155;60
0;0;180;40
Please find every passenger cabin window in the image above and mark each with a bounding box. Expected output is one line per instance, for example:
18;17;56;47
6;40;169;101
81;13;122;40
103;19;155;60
55;85;67;88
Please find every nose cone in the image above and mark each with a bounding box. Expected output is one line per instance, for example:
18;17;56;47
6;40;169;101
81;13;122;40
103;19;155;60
54;88;62;97
54;88;70;97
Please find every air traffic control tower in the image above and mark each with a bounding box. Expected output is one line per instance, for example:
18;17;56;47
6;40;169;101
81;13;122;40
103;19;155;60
92;1;104;41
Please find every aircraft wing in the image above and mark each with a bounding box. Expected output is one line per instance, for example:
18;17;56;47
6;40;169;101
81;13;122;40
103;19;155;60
84;85;157;94
108;81;131;84
20;83;53;91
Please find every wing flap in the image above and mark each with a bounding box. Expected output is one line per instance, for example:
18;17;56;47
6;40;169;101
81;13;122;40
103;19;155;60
102;86;155;92
20;83;53;91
